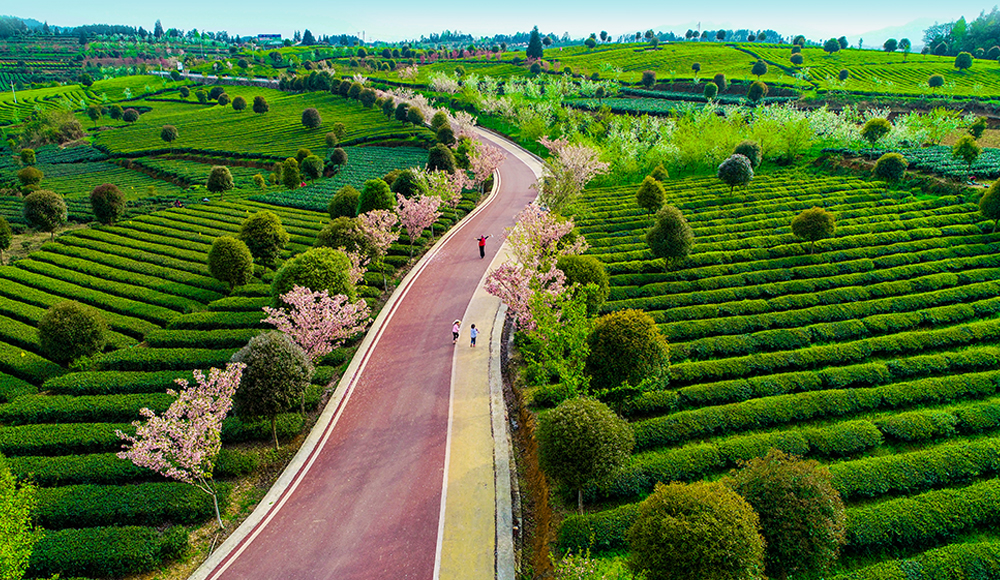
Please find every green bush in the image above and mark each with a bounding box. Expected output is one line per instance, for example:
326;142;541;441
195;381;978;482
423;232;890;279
89;183;126;225
271;247;356;306
23;189;67;237
0;422;131;457
239;210;289;270
357;178;394;214
38;300;108;364
646;204;693;266
627;481;765;580
0;393;173;425
92;347;238;372
329;186;361;219
556;255;609;316
861;118;892;145
208;235;254;290
832;540;1000;580
733;141;762;169
586;309;669;396
28;525;187;578
34;481;226;528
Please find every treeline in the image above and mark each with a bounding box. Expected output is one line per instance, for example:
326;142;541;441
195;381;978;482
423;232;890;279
923;8;1000;56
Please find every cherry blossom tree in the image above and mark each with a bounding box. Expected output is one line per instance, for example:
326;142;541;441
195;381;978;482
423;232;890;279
357;209;399;290
343;249;369;285
469;139;507;196
396;194;442;256
425;169;468;208
484;203;587;330
117;363;245;529
263;285;371;363
537;137;610;212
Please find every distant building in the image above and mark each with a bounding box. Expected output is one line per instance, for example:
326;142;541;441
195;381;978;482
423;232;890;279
257;34;282;47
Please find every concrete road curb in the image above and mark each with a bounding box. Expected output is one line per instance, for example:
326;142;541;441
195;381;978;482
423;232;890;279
490;303;515;580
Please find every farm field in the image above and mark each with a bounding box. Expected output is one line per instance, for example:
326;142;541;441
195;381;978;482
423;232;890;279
0;75;188;125
748;44;1000;97
88;87;435;157
827;144;1000;180
559;169;1000;576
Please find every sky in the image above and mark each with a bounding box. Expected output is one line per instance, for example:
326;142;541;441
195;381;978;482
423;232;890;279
12;1;997;43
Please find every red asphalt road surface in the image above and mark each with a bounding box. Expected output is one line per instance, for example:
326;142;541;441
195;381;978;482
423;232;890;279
204;135;537;580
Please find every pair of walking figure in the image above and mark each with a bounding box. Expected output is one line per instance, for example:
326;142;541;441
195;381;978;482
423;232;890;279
452;320;478;347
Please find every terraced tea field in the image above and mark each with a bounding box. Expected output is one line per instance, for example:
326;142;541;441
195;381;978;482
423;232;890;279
748;45;1000;97
560;170;1000;575
89;88;435;158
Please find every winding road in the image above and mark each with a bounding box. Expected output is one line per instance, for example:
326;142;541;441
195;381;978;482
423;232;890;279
192;132;539;580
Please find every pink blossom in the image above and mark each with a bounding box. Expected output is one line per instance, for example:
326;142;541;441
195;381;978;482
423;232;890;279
357;209;400;289
536;138;609;212
469;140;507;195
396;194;442;257
425;169;467;208
117;363;245;528
263;285;371;363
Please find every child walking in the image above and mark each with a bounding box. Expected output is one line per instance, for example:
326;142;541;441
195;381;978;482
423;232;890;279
452;319;461;344
470;324;479;347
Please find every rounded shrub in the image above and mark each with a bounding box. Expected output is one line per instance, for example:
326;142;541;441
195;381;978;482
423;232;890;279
178;86;190;98
873;152;908;184
357;178;394;214
329;185;361;219
980;181;1000;232
861;117;892;144
23;190;66;237
586;309;669;394
0;216;11;265
717;154;754;192
206;166;234;195
635;176;666;214
955;51;974;71
751;59;768;78
301;107;322;129
390;169;427;199
122;108;139;123
839;69;849;81
791;207;836;252
537;398;634;512
746;80;768;103
427;143;457;173
38;301;108;364
300;155;325;182
160;125;178;145
208;86;225;100
231;331;313;449
89;184;125;225
315;216;369;254
928;74;945;88
703;82;718;100
628;481;765;580
724;450;846;579
232;95;246;111
646;204;694;265
17;166;42;188
330;147;348;169
649;164;669;182
790;53;804;65
556;254;610;315
271;247;356;306
207;236;254;290
713;73;728;92
19;148;35;165
641;70;656;88
239;210;289;270
216;93;230;106
733;140;762;168
430;110;449;132
252;95;269;114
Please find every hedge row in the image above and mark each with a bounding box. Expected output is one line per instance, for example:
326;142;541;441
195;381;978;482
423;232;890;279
10;260;191;320
676;297;1000;362
671;317;1000;385
633;370;1000;451
91;347;239;372
559;478;1000;557
612;256;1000;317
46;238;221;290
33;245;222;301
846;478;1000;554
43;370;195;396
167;310;267;330
0;413;305;456
102;222;212;254
8;447;259;486
830;539;1000;580
591;420;882;503
675;346;1000;411
0;268;176;328
34;481;227;529
607;233;989;297
28;525;187;578
0;372;36;403
0;393;175;425
663;278;1000;344
207;295;272;312
145;328;262;349
68;227;211;268
0;339;65;385
832;438;1000;501
0;277;159;340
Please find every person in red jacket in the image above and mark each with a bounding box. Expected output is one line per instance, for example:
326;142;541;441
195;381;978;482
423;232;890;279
476;235;490;259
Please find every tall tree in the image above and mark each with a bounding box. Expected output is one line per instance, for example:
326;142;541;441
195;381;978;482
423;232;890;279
396;194;441;256
357;209;399;289
117;363;245;529
153;19;164;39
527;26;544;59
536;137;609;212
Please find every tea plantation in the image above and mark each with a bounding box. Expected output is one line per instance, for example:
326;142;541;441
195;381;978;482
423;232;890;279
557;170;1000;575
